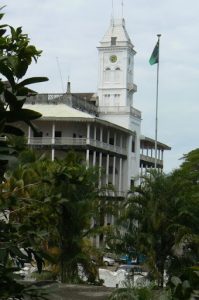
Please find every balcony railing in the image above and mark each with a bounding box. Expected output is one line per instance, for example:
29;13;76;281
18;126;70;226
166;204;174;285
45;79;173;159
27;93;98;116
140;154;163;166
29;137;127;156
98;106;141;119
98;190;126;198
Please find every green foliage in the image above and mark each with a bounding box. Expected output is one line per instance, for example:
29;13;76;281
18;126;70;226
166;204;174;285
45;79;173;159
112;169;199;287
0;7;49;299
108;285;154;300
31;270;57;281
1;150;100;284
169;267;199;299
0;6;48;173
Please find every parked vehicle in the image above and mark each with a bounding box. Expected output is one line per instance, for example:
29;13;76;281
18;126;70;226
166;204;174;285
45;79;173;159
118;254;146;265
115;264;146;276
103;256;115;266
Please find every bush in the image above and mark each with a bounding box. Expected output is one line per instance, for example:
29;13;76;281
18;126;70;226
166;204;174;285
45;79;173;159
31;270;57;281
108;286;153;300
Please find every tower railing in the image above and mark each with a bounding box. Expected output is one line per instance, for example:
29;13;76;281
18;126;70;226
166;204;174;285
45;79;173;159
98;106;141;119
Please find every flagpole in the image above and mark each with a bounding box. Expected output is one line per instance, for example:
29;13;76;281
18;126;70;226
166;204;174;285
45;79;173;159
154;34;161;169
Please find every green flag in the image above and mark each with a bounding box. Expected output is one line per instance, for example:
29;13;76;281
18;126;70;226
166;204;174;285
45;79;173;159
149;40;159;65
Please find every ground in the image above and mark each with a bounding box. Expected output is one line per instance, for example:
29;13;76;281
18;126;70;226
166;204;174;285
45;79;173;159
36;282;114;300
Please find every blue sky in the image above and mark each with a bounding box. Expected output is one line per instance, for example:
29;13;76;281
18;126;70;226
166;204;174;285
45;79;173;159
3;0;199;172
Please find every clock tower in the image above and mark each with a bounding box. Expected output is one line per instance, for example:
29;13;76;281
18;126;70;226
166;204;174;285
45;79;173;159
97;18;141;185
97;18;137;108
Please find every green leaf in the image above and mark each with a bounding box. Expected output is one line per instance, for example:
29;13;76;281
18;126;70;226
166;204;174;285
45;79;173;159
0;61;15;88
0;118;5;132
3;125;24;136
4;89;18;109
18;76;48;87
0;79;4;93
171;276;182;287
0;109;42;122
16;86;37;97
0;29;6;36
25;120;41;135
0;146;16;154
9;246;29;261
0;154;17;161
15;60;28;79
32;251;43;273
0;13;4;21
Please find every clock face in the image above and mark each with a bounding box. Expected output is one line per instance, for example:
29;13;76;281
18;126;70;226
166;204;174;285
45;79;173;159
110;55;117;63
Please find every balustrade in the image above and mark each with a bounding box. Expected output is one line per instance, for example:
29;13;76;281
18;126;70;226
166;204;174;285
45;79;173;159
29;137;127;156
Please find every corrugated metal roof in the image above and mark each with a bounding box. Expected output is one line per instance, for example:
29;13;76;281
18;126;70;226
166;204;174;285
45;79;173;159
24;104;94;120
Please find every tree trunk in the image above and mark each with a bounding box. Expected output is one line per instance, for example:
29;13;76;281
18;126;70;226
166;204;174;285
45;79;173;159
157;259;165;288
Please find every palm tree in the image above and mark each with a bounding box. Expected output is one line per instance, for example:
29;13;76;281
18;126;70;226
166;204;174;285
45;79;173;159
118;170;199;287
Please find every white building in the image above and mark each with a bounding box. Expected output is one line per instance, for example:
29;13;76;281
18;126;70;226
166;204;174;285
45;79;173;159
23;17;170;197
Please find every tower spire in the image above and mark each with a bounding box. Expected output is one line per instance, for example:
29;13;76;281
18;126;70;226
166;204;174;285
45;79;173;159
121;0;124;18
111;0;114;23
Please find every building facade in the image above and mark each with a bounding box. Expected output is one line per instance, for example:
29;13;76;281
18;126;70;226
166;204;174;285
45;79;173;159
22;18;170;198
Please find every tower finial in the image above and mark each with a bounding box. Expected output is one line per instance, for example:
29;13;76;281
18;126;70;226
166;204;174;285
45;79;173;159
66;77;71;94
111;0;114;21
121;0;124;18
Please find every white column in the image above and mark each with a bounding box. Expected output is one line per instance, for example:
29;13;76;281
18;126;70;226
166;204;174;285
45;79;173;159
106;129;110;187
86;149;90;168
86;123;90;144
52;123;55;161
99;127;103;188
93;126;97;166
119;158;122;194
107;129;110;144
112;156;116;186
106;154;109;186
28;126;31;144
127;135;133;190
100;127;103;144
114;132;117;151
93;151;96;166
99;152;102;188
86;123;91;168
161;150;164;161
141;144;144;155
141;163;143;177
120;135;123;150
94;125;97;146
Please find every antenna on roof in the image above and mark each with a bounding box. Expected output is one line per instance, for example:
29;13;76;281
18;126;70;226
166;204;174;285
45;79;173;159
56;57;65;93
111;0;114;23
121;0;124;18
67;76;71;94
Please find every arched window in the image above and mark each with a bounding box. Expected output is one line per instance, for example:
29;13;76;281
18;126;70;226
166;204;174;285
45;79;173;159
104;67;111;81
115;67;121;81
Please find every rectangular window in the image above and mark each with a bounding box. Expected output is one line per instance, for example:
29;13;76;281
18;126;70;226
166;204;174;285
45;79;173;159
55;131;62;137
33;131;43;137
132;140;135;152
130;179;134;189
111;37;117;46
109;137;114;145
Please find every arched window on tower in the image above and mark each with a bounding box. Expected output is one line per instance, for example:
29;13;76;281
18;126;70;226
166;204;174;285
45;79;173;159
115;67;121;82
104;67;111;82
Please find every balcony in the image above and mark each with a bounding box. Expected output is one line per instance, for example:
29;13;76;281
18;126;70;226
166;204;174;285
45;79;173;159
140;154;163;167
28;137;127;156
98;106;141;119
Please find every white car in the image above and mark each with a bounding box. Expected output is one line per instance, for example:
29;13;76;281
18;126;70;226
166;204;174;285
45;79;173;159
103;256;115;266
